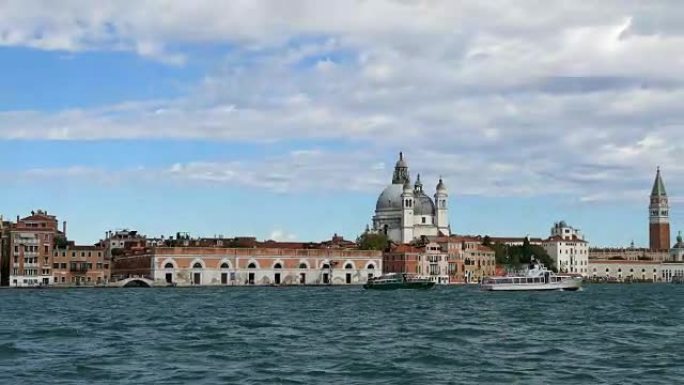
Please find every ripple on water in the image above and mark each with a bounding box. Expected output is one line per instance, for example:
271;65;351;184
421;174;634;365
0;285;683;384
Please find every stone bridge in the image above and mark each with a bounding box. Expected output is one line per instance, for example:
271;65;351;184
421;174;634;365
115;277;155;288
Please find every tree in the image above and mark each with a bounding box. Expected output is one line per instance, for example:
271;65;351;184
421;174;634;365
356;232;389;251
54;234;69;249
482;235;492;247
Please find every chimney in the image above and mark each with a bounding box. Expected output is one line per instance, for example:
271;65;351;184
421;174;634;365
62;221;67;236
16;215;19;222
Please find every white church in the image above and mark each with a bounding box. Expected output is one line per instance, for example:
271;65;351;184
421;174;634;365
371;152;450;244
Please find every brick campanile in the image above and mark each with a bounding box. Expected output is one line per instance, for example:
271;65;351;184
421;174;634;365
649;167;671;251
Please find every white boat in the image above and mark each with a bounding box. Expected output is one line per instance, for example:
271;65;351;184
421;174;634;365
480;260;583;292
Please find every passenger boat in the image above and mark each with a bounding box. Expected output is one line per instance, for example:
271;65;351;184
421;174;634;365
480;260;582;292
363;273;436;290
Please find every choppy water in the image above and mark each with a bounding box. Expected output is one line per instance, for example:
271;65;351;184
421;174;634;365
0;285;682;384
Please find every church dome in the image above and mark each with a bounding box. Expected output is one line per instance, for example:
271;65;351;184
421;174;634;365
413;192;436;216
376;184;404;211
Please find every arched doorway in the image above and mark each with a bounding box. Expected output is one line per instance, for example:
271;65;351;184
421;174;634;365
367;263;375;280
247;262;257;285
192;262;203;285
273;263;282;285
220;262;230;285
321;263;331;284
298;262;308;284
164;262;174;284
344;262;354;284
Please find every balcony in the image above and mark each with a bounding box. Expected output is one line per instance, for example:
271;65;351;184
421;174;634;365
69;264;89;273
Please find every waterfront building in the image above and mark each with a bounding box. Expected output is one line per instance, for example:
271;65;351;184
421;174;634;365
542;221;589;275
111;236;382;286
383;242;450;284
372;153;450;244
588;260;661;282
0;218;11;286
649;168;670;251
589;246;669;262
382;236;495;284
8;210;63;287
52;245;110;286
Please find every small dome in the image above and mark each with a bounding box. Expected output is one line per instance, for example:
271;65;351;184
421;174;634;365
436;177;447;192
413;192;436;216
376;184;404;211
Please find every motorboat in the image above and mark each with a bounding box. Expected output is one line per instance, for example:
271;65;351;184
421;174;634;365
363;273;436;290
480;260;582;291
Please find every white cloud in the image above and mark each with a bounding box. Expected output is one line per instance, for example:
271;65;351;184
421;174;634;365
268;229;297;242
3;1;684;201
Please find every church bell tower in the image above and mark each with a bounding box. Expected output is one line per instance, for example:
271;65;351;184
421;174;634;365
649;167;670;251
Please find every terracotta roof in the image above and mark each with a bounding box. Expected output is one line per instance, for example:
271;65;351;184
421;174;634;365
390;244;422;253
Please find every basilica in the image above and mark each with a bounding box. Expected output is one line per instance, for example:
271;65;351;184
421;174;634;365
372;153;450;244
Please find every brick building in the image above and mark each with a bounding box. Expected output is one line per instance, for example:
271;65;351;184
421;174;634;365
382;236;496;284
111;236;382;286
52;245;110;286
8;210;63;287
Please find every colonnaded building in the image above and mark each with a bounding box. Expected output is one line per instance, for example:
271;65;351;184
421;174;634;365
372;152;450;244
111;235;382;287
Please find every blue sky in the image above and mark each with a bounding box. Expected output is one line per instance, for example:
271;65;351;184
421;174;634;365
1;1;684;246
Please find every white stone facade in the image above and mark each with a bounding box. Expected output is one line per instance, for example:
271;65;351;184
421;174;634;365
372;153;450;244
543;221;589;275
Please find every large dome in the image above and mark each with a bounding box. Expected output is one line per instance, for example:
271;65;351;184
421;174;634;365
413;192;436;216
376;184;404;211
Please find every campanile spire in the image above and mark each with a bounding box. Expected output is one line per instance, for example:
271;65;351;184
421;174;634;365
649;167;670;250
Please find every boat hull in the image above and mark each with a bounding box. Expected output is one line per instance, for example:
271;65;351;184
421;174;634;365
480;278;582;292
363;281;436;290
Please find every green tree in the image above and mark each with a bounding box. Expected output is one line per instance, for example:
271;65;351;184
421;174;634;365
54;234;69;249
356;232;389;251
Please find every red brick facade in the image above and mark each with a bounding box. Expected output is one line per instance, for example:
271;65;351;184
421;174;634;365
649;223;671;251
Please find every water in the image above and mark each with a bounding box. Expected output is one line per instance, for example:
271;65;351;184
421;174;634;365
0;285;682;385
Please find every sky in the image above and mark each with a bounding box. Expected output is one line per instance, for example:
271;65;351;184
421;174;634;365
1;0;684;247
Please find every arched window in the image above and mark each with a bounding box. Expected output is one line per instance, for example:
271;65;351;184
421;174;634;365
299;262;307;269
220;262;230;269
274;263;282;269
193;262;203;269
248;262;256;269
345;263;354;269
367;264;375;270
322;263;330;269
164;262;174;269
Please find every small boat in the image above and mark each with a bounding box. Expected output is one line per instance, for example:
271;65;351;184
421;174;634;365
480;260;582;292
363;273;436;290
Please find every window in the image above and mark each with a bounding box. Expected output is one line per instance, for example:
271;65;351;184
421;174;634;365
247;262;257;269
299;262;307;269
345;263;354;269
192;262;203;269
273;263;282;269
53;263;59;269
422;217;426;224
220;262;230;269
367;264;375;270
164;262;174;269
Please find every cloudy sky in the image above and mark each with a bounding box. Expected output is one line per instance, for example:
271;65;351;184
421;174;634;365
1;0;683;246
